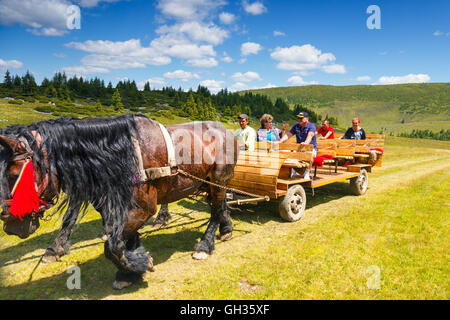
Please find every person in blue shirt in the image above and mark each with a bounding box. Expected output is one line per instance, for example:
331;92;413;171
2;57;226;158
279;112;317;179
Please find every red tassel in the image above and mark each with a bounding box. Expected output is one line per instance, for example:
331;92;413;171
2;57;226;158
370;148;384;154
313;155;334;168
10;161;47;221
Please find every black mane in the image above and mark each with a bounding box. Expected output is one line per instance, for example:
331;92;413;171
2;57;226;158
0;114;147;229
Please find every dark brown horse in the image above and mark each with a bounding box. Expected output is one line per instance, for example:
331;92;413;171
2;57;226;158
0;114;239;289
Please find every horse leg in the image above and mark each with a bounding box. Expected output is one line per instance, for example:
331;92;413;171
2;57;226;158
42;202;82;263
153;203;171;229
192;175;233;259
104;194;157;290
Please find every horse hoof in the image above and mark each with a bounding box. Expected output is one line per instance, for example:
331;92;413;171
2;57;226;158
42;254;59;263
192;251;209;260
147;254;156;272
101;234;109;241
220;232;232;241
112;280;133;290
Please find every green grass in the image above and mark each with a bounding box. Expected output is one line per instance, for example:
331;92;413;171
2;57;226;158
0;137;449;299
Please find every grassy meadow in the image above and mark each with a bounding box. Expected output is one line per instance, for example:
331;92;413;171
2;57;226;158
0;114;448;299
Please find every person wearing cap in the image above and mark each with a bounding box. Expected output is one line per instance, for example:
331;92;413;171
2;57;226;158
279;112;317;179
341;118;366;140
234;114;256;151
316;119;335;139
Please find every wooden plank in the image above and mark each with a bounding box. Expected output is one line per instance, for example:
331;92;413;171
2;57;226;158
231;171;277;184
241;150;291;159
317;150;337;157
255;141;314;152
355;146;371;153
365;141;384;148
233;165;280;176
347;164;372;173
228;178;276;193
311;172;360;188
284;152;313;162
236;158;285;169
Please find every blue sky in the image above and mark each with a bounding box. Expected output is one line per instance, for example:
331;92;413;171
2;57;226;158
0;0;449;92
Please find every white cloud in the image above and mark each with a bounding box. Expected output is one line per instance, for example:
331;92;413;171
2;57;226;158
270;44;345;75
0;0;125;36
273;30;285;37
321;64;346;74
137;77;166;89
156;21;229;46
157;0;227;21
0;0;71;36
356;75;371;82
78;0;123;7
200;79;225;93
186;57;218;67
238;58;247;64
221;52;233;63
219;12;235;24
433;30;444;36
164;69;200;81
242;0;267;15
229;82;248;92
231;71;262;82
241;42;263;56
59;65;109;76
251;83;276;89
375;74;431;85
287;76;318;86
0;58;23;69
66;39;172;70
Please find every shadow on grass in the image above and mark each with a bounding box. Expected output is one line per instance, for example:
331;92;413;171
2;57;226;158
225;181;354;224
0;228;205;299
0;218;104;269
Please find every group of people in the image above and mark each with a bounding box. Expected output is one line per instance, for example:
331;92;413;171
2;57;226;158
233;112;367;179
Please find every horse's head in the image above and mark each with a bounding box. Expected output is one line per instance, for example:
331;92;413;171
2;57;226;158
0;135;54;239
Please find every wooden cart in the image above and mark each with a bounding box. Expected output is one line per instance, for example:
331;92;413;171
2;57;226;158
226;136;384;222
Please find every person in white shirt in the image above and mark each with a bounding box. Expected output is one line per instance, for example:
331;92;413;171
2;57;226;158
234;114;256;151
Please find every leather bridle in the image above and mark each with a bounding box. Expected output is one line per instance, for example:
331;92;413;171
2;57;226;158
3;134;55;221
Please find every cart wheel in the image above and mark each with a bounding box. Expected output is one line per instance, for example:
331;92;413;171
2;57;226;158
279;184;306;222
350;169;368;195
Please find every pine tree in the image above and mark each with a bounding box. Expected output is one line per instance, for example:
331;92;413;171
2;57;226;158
182;91;196;118
4;70;12;89
144;82;151;92
112;88;124;111
95;99;103;112
195;97;204;120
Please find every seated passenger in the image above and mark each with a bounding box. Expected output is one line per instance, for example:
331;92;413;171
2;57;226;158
341;118;366;140
279;112;317;180
316;119;335;139
234;113;256;151
256;114;286;142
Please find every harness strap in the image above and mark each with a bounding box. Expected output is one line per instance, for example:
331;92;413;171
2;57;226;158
133;121;178;183
158;123;177;168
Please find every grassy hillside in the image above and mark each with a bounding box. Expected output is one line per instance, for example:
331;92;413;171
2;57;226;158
0;136;449;299
245;83;450;134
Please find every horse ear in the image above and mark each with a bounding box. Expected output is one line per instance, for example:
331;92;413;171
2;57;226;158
0;135;26;154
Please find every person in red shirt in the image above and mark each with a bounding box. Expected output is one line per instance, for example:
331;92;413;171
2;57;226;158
316;119;335;139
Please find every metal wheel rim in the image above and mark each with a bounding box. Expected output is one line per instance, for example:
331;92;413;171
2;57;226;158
289;192;304;214
359;173;367;191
